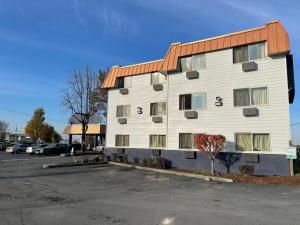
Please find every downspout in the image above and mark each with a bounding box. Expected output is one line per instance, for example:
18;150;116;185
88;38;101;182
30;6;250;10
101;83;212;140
166;72;170;150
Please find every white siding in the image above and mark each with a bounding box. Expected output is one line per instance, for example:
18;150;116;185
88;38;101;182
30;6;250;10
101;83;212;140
106;74;167;149
106;48;291;154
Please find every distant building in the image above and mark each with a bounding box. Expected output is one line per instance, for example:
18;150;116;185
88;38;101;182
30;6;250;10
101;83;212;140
5;133;32;143
64;114;106;147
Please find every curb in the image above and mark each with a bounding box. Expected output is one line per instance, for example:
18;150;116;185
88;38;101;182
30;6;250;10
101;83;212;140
60;152;103;157
43;161;108;168
108;162;233;183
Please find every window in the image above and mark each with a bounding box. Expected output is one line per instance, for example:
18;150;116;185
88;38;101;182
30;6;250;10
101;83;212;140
192;93;206;109
234;87;268;107
115;135;129;147
150;102;166;116
235;133;270;152
235;133;252;151
149;135;166;148
181;54;206;72
234;89;250;107
251;87;268;105
116;76;132;88
116;105;131;117
151;72;166;85
253;134;270;151
179;133;195;149
233;42;266;63
179;93;206;110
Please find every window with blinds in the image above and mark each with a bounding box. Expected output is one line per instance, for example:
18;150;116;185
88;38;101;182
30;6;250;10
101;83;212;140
151;72;166;85
115;135;129;147
233;42;265;63
116;76;132;88
179;133;195;149
150;102;166;116
235;133;270;152
234;87;268;107
179;93;206;110
149;135;166;148
116;105;131;117
181;54;206;72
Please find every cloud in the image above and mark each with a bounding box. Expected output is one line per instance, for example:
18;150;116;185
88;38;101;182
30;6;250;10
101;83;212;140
96;5;139;36
217;0;272;20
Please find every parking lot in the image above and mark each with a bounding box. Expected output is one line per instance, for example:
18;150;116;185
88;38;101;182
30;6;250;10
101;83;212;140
1;152;300;225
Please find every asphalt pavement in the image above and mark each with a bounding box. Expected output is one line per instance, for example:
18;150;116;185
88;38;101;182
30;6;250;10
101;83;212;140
0;151;300;225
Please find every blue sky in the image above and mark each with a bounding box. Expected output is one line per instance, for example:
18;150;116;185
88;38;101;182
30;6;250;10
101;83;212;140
0;0;299;143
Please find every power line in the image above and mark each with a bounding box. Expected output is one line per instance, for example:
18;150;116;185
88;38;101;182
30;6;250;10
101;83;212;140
291;122;300;127
0;106;66;124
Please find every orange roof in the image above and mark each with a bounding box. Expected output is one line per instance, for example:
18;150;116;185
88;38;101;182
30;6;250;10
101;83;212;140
102;20;290;89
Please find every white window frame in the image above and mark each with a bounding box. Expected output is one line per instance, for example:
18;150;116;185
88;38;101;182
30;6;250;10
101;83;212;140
124;76;132;88
235;132;271;152
116;105;131;118
151;72;166;85
181;53;206;72
150;102;166;116
149;134;166;148
233;87;268;107
233;42;266;64
115;135;130;147
179;133;196;150
179;93;207;110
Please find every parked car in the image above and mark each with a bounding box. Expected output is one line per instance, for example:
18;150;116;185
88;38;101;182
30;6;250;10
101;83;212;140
93;145;104;152
33;144;71;155
6;144;30;154
0;141;11;151
26;144;47;154
0;142;5;151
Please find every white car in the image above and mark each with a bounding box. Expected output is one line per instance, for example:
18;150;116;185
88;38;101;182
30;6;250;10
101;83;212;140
93;145;104;152
26;144;47;154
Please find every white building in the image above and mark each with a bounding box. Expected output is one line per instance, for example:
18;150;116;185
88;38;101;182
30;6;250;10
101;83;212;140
102;20;295;175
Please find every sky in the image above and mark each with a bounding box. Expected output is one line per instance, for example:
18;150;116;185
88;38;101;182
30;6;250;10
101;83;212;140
0;0;299;143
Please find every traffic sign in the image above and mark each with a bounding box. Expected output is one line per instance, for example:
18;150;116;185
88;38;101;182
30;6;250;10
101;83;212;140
286;147;297;160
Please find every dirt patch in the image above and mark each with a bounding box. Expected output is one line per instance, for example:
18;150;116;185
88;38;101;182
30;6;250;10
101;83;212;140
116;162;300;186
222;173;300;186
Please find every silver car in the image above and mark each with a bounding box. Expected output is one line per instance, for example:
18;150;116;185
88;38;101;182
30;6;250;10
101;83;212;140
6;144;28;154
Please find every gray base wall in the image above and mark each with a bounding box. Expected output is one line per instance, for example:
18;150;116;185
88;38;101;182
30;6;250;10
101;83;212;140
104;148;290;176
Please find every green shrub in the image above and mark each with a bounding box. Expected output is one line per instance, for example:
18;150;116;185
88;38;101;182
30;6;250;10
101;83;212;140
112;153;118;162
142;159;148;167
146;158;155;167
239;165;254;176
124;154;129;163
155;156;165;169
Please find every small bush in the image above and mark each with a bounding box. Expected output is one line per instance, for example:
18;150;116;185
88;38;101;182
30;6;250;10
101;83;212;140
155;157;165;169
142;159;148;167
112;153;118;162
146;158;155;167
239;165;254;176
124;154;129;163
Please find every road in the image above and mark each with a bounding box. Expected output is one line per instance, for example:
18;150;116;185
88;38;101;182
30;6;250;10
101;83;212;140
0;152;300;225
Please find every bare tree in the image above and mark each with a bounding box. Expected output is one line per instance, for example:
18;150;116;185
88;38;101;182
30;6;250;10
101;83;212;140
0;120;9;140
62;66;107;152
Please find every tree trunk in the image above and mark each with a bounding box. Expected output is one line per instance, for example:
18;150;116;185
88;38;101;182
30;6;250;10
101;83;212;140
81;122;86;153
210;159;214;175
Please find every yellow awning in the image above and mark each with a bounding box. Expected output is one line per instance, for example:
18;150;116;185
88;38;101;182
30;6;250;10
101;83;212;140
63;124;105;135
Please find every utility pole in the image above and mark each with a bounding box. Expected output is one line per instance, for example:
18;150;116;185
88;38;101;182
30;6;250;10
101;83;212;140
14;126;17;143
